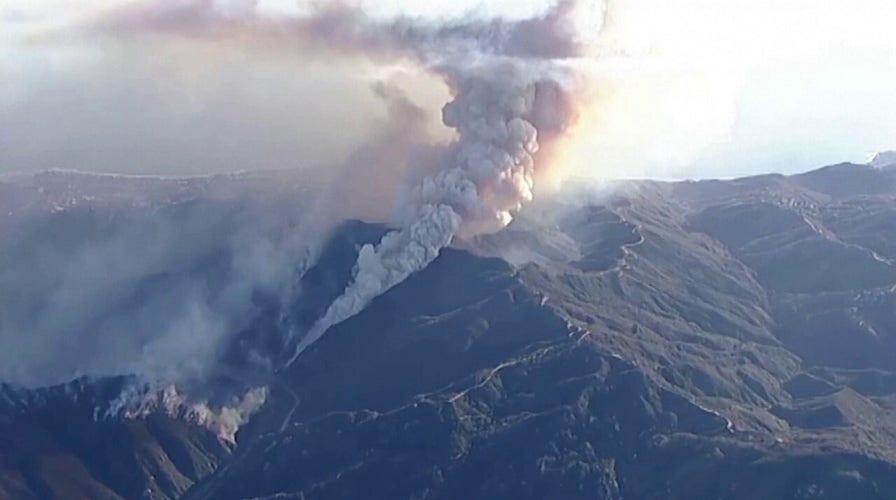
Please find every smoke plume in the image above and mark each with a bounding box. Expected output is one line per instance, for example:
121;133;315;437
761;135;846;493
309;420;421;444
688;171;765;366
87;0;592;361
277;2;591;361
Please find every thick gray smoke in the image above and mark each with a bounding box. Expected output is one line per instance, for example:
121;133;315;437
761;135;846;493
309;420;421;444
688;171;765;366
281;3;589;361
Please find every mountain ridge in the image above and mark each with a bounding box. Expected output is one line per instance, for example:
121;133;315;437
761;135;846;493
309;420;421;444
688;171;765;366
4;161;896;499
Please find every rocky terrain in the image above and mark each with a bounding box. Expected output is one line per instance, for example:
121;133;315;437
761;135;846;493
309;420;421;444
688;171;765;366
4;161;896;499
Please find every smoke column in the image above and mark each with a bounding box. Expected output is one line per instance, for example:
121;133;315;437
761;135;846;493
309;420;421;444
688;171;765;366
82;0;595;365
284;2;593;363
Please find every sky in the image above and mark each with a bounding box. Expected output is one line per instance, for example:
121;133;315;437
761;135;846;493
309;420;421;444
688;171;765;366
1;0;895;180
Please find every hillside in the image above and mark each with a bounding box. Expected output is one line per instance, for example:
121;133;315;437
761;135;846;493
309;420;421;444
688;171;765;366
4;163;896;499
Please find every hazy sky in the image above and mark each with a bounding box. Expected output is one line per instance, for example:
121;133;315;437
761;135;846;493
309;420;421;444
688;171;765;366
2;0;895;180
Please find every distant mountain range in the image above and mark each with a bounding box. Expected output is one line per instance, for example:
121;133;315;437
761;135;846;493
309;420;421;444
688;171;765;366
5;160;896;499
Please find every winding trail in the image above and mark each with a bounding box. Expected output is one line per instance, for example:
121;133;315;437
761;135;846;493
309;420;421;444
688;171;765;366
277;381;300;433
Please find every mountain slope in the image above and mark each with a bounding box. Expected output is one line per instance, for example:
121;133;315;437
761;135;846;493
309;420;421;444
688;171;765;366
0;379;231;500
183;164;896;499
5;163;896;498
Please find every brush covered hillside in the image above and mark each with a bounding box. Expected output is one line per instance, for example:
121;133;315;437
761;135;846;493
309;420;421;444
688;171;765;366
4;161;896;499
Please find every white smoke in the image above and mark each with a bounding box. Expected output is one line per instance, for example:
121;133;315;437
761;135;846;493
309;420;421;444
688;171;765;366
110;384;269;444
288;204;461;362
